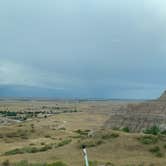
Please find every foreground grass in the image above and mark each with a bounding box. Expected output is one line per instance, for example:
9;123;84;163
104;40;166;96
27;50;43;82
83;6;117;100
1;160;67;166
2;160;156;166
0;105;166;166
4;139;72;156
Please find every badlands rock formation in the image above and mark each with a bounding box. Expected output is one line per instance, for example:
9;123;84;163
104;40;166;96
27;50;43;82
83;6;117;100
104;91;166;132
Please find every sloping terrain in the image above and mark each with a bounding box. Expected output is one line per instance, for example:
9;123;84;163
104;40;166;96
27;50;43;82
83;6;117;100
0;100;166;166
104;92;166;132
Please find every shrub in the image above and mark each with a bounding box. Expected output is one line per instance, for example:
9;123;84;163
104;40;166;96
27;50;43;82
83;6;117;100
13;160;67;166
149;146;160;153
40;145;52;151
161;130;166;135
0;133;4;138
122;127;130;133
6;111;17;116
58;127;66;131
57;139;72;147
80;139;103;148
44;135;51;138
143;125;160;135
102;133;119;140
4;144;53;155
138;135;158;144
4;148;25;155
164;144;166;149
149;146;164;158
41;142;45;145
47;161;67;166
88;161;98;166
2;160;10;166
14;160;30;166
155;152;164;157
112;127;120;131
74;129;90;136
0;111;17;117
12;160;47;166
24;147;39;153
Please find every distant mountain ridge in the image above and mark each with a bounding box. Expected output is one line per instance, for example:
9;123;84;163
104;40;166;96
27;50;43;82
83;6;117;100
0;84;148;100
0;84;67;98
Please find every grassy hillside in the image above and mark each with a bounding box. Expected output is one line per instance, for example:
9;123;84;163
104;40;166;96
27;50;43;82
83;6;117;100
0;100;165;166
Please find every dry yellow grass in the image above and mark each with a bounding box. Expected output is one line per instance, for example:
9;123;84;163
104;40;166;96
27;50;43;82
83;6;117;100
0;100;165;166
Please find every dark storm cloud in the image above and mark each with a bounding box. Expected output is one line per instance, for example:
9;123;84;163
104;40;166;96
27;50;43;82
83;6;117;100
0;0;166;98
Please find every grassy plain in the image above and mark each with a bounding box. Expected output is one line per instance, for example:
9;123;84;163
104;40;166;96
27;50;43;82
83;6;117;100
0;100;165;166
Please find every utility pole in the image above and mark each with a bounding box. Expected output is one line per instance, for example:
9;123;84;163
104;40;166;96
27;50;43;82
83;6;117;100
82;145;89;166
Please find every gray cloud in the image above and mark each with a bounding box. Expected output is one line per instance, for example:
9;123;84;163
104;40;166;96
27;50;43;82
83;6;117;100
0;0;166;98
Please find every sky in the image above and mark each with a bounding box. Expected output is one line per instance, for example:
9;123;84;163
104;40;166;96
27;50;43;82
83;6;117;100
0;0;166;99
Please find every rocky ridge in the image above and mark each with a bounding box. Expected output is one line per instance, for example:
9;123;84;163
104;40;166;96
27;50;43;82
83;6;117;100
104;91;166;132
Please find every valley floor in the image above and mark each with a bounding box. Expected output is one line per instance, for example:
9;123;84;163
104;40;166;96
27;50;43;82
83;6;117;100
0;100;165;166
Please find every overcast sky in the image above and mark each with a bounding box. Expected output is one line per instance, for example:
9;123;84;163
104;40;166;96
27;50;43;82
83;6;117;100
0;0;166;99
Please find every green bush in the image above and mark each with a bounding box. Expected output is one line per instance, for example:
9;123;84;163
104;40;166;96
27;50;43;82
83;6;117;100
155;152;164;157
149;146;164;158
14;160;33;166
143;125;160;135
47;161;67;166
138;135;158;145
57;139;72;147
1;160;68;166
2;160;10;166
88;161;98;166
4;148;25;155
40;145;52;151
4;144;53;155
122;127;130;133
24;147;40;153
14;160;66;166
149;146;160;153
0;111;17;117
161;130;166;135
164;144;166;149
